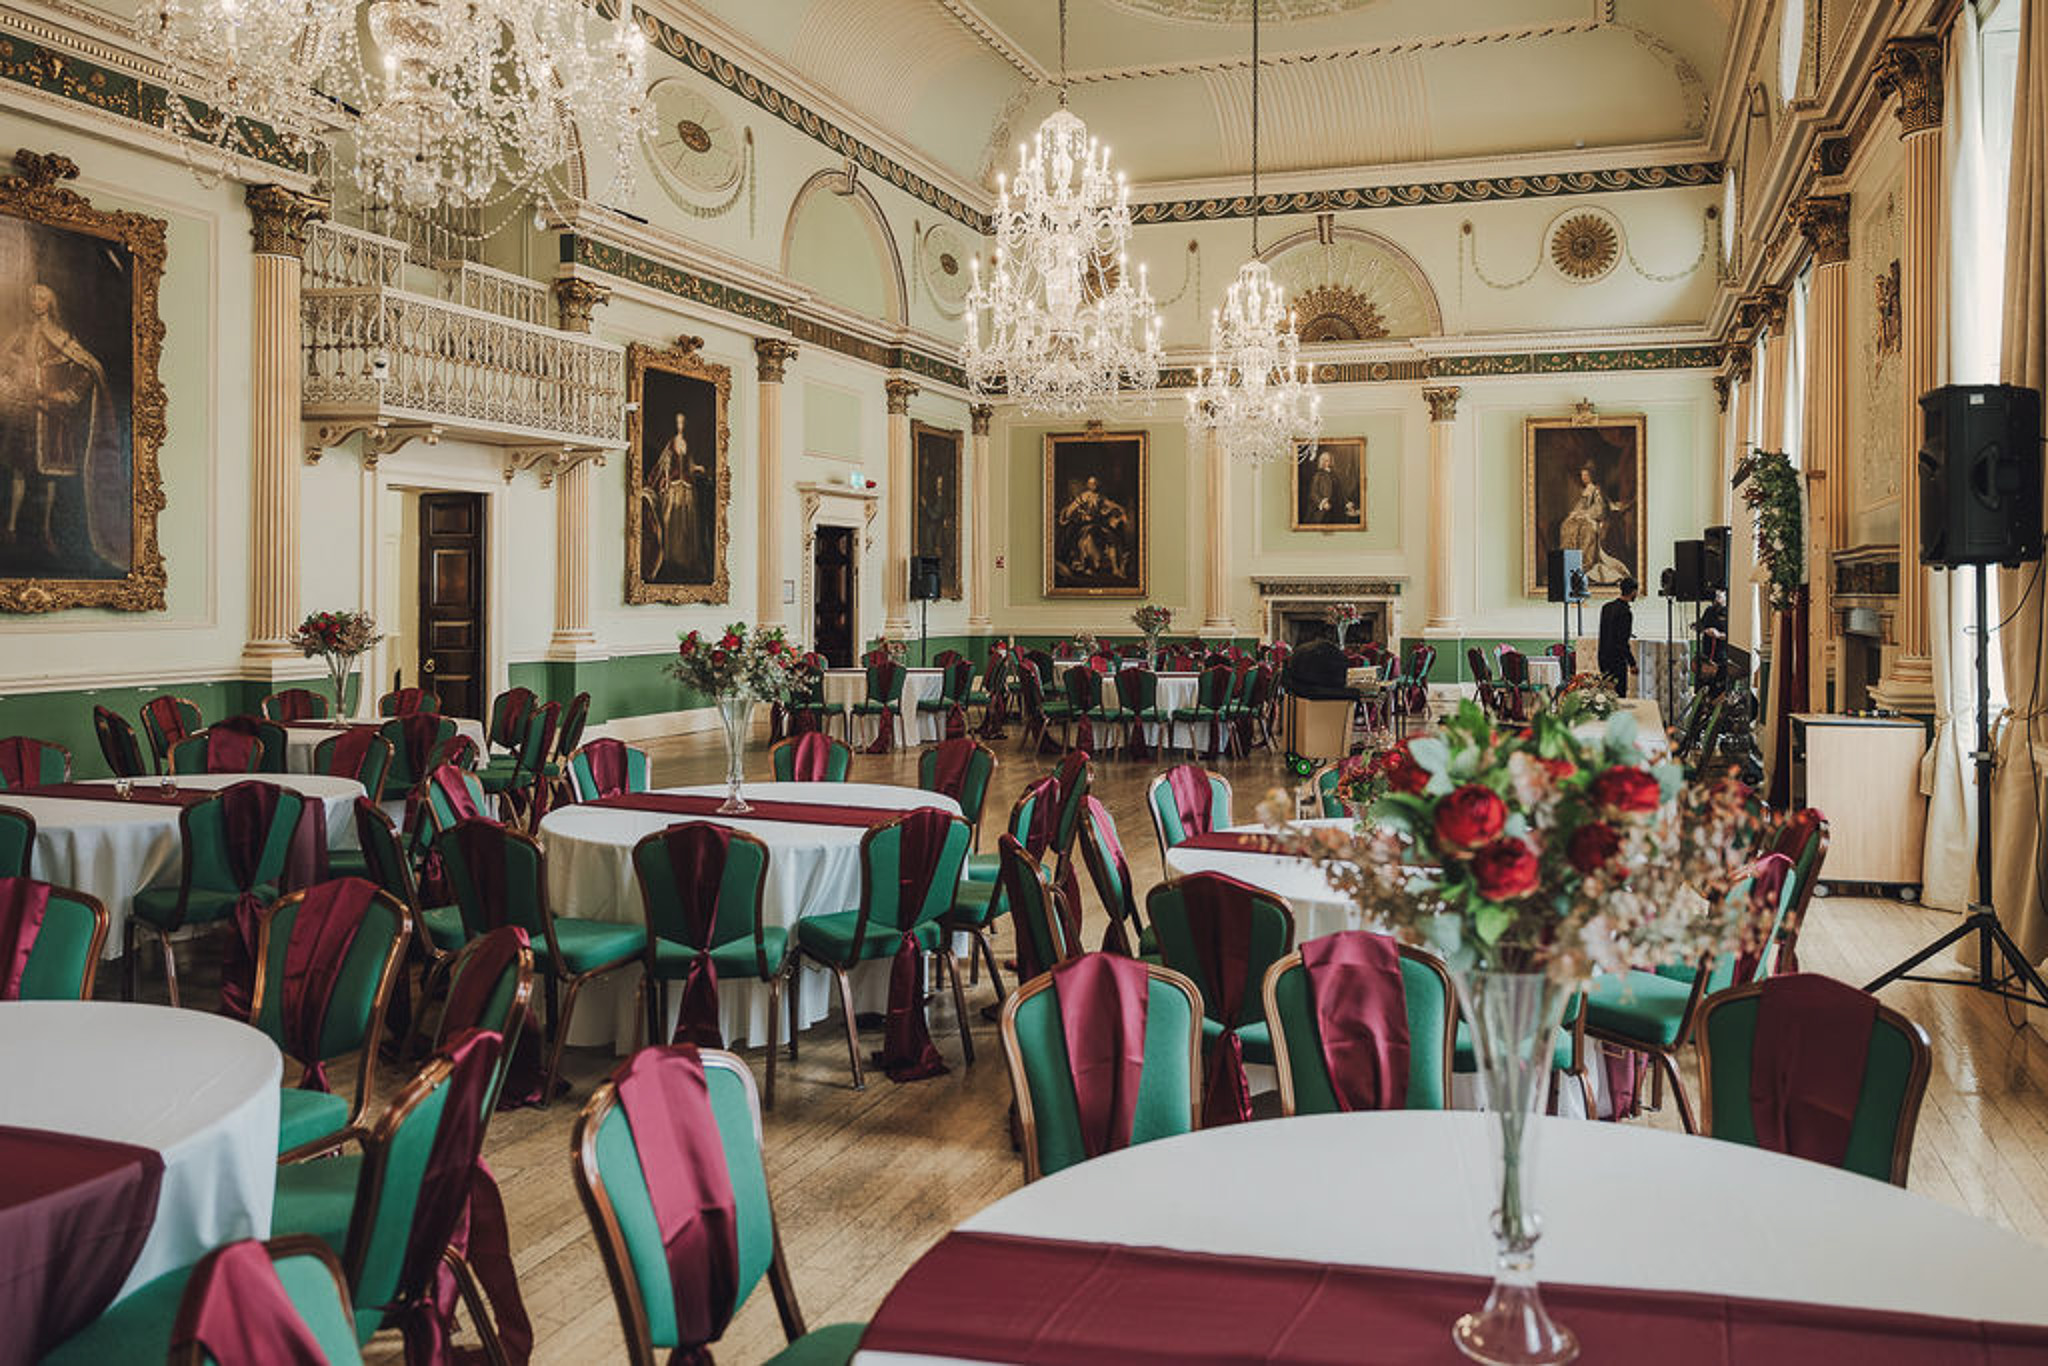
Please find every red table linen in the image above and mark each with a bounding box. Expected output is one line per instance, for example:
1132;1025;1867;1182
1179;831;1279;854
589;792;908;829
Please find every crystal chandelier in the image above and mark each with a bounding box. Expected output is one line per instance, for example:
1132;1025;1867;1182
138;0;651;214
1185;0;1320;465
962;0;1161;415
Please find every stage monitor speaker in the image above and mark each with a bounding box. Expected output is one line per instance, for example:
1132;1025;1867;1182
1547;548;1588;603
1918;384;2044;567
1671;539;1707;602
1702;525;1731;593
910;555;944;601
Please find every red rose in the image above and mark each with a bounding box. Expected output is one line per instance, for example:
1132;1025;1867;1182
1542;756;1577;781
710;650;728;667
1434;784;1507;853
1381;741;1430;795
1567;821;1622;874
719;633;741;650
1589;765;1662;815
1471;837;1542;901
679;637;697;656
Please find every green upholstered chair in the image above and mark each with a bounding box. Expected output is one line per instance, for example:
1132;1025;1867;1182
478;700;559;829
315;734;395;804
917;658;975;732
433;927;537;1120
421;764;490;840
1077;800;1147;957
842;659;908;749
785;655;837;733
569;739;652;802
1231;665;1277;753
918;739;996;845
125;784;307;1007
0;736;70;787
1113;667;1170;753
376;687;440;717
1695;978;1932;1186
1308;761;1346;818
769;734;853;782
1145;765;1233;864
998;958;1204;1181
261;687;332;722
632;826;796;1108
1450;1002;1594;1117
1145;874;1295;1078
1048;752;1091;867
967;650;1008;719
348;797;463;1054
553;691;592;763
139;695;204;773
572;1049;866;1365
1170;665;1236;759
378;715;456;798
1262;942;1456;1115
436;820;645;1104
0;804;33;878
253;882;411;1161
794;811;974;1090
990;834;1075;982
8;881;108;999
169;726;278;776
1015;662;1072;754
93;705;149;779
943;780;1057;1005
44;1236;366;1366
484;686;537;756
1058;664;1117;752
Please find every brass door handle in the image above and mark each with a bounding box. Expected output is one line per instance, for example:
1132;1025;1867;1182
422;658;437;674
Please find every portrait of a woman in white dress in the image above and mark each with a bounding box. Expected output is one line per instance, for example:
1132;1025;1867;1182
1524;414;1645;598
1557;460;1634;585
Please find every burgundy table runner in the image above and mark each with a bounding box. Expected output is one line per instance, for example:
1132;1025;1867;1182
588;792;910;830
861;1231;2048;1365
1179;831;1281;854
14;782;213;809
0;1124;165;1366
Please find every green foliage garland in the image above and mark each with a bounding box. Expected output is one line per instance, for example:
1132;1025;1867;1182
1733;449;1805;610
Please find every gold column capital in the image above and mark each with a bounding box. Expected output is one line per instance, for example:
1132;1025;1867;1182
244;184;328;259
1792;194;1851;265
754;337;799;383
884;376;920;415
1421;386;1461;423
970;403;995;435
1875;36;1944;136
1723;342;1754;386
1712;374;1731;412
551;277;611;333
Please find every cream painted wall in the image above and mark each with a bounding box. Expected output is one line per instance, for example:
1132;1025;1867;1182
1845;134;1907;549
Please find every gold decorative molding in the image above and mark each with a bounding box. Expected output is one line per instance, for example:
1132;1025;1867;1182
1723;342;1754;385
969;403;994;436
503;444;607;487
1793;195;1851;265
754;337;799;384
551;277;611;334
884;376;920;415
244;183;327;259
1875;37;1944;137
1712;374;1731;411
1422;386;1461;422
1292;283;1390;342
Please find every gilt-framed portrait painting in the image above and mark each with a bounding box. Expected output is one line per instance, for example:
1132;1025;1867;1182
0;150;167;613
626;338;730;605
1523;413;1646;598
1291;437;1367;531
1044;428;1146;598
912;420;961;600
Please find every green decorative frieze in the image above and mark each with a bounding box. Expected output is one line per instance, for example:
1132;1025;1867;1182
1133;163;1723;225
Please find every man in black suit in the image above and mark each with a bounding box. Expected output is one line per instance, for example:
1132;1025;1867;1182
1599;575;1639;692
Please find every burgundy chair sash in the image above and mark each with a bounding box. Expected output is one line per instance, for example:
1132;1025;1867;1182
657;824;734;1050
787;732;837;782
861;660;906;755
492;688;534;751
388;687;434;717
273;689;322;723
614;1046;741;1364
0;877;51;1000
1733;853;1795;982
397;714;444;778
1178;875;1257;1127
218;782;286;1022
1748;972;1880;1170
169;1241;328;1366
879;809;953;1082
438;927;544;1111
1165;764;1216;840
453;820;513;936
1050;954;1151;1158
279;877;377;1092
146;696;193;747
928;739;976;800
205;726;260;774
327;726;381;784
0;737;54;788
581;739;631;801
1298;932;1410;1113
1078;799;1138;956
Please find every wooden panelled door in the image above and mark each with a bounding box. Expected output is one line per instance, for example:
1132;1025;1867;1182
418;493;486;719
813;525;855;668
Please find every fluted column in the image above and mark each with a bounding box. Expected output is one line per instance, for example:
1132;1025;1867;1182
968;404;994;633
1759;290;1789;450
1725;345;1758;654
547;278;609;659
1797;195;1851;710
242;184;326;670
1422;386;1462;632
883;377;919;639
1201;427;1234;637
1874;35;1944;709
755;339;798;628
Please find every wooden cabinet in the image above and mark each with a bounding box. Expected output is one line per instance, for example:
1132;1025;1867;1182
1789;714;1928;892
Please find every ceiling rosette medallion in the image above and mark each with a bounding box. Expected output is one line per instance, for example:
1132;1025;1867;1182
1103;0;1376;19
1547;210;1621;282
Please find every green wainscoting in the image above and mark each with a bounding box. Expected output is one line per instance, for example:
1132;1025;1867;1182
0;679;278;779
509;653;709;724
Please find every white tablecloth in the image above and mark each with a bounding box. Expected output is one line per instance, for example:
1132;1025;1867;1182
0;1001;281;1299
857;1111;2048;1365
1088;670;1202;750
12;774;365;957
822;669;948;746
1161;819;1359;940
281;717;487;774
1527;655;1565;689
540;781;963;1048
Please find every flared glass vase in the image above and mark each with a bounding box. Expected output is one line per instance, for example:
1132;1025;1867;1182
717;695;752;814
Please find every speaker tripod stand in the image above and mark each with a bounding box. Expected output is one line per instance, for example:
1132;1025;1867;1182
1866;563;2048;1010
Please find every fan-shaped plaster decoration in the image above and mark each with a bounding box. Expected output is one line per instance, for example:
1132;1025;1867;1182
919;221;972;316
645;79;745;196
1104;0;1376;19
1264;230;1441;342
1548;209;1621;282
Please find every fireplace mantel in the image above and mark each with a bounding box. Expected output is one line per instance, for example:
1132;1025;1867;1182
1253;576;1408;647
1252;576;1405;598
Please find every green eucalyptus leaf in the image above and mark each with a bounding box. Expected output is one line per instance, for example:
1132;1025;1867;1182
1475;902;1512;944
1408;736;1451;774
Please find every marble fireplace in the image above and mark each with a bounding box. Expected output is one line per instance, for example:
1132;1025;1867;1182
1254;576;1407;648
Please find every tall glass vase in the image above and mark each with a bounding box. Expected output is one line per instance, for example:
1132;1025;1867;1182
716;695;753;814
1450;968;1580;1365
326;656;353;720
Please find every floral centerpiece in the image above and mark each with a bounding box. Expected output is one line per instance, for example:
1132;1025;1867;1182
1263;702;1765;1363
1325;601;1364;648
1551;672;1620;724
1071;630;1102;659
289;609;384;717
669;623;807;813
1131;604;1173;661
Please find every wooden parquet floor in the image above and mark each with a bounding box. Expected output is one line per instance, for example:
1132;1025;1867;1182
320;726;2048;1364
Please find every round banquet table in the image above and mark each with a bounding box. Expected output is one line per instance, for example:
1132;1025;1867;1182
540;781;963;1049
1162;819;1360;940
0;1001;281;1302
281;716;487;774
823;669;948;747
854;1111;2048;1365
1087;669;1201;750
9;773;365;958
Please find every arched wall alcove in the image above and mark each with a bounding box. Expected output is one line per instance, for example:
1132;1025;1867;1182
781;168;908;326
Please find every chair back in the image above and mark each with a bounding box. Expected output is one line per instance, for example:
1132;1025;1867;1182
555;692;593;759
1024;649;1057;684
769;734;851;782
1696;975;1932;1186
93;706;148;778
861;658;907;706
1050;751;1091;859
1052;640;1077;660
1309;761;1346;817
1116;667;1158;715
435;927;537;1119
506;702;562;784
2;878;108;999
252;879;410;1097
436;820;552;947
423;764;489;838
999;955;1203;1180
1501;650;1530;686
171;722;279;776
1194;663;1234;709
919;740;995;835
938;658;973;705
315;733;394;803
141;695;204;769
850;810;971;943
570;740;650;802
996;834;1074;978
1015;662;1049;725
380;715;457;791
1262;940;1455;1114
261;688;331;723
933;649;964;669
351;799;422;912
1465;647;1493;683
167;1236;364;1366
0;737;69;787
1076;799;1141;952
1768;809;1830;964
1147;765;1233;854
179;784;308;903
486;687;536;752
1060;664;1099;716
378;687;441;717
1408;644;1437;680
0;805;32;879
1146;873;1295;1031
632;826;773;975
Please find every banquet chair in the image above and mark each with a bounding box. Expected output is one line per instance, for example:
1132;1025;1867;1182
970;649;1011;736
380;714;457;797
484;686;536;756
1171;665;1237;760
438;819;646;1105
918;738;996;845
993;833;1078;984
140;694;203;772
1262;936;1456;1115
422;764;491;840
0;735;70;786
261;687;332;723
917;657;975;737
0;805;33;877
1496;651;1536;723
1147;764;1234;864
433;927;537;1118
93;705;149;779
1404;644;1437;716
126;784;309;1008
315;733;395;804
1014;662;1072;754
1466;648;1503;718
943;778;1058;1004
786;656;837;735
569;739;651;802
478;700;560;830
999;954;1204;1181
770;733;852;782
377;686;440;717
1078;798;1146;957
1308;760;1346;817
169;725;272;775
843;657;908;750
1764;809;1830;971
1695;974;1932;1186
795;810;974;1089
1146;873;1295;1126
253;879;411;1161
1225;664;1275;754
0;877;108;999
1114;666;1170;755
631;824;797;1108
351;797;465;1006
1060;663;1115;752
572;1047;867;1365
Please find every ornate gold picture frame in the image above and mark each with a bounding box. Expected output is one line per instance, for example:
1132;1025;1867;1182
0;150;168;613
1291;437;1368;531
1044;428;1147;598
1523;412;1646;598
911;420;962;600
626;337;731;605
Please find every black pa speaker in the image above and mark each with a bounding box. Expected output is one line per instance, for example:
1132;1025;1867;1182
1918;384;2044;567
1547;548;1588;603
1671;540;1708;602
1702;525;1731;593
910;555;944;601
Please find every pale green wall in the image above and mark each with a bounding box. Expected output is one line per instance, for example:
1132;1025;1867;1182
785;189;897;323
1256;415;1406;554
803;380;870;465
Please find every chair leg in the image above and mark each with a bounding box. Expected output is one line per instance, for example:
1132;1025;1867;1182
541;972;588;1109
765;970;783;1112
831;963;864;1091
1658;1050;1698;1134
786;961;801;1060
942;949;974;1066
443;1249;510;1366
973;928;1007;1006
122;921;138;1001
158;929;180;1009
640;965;662;1054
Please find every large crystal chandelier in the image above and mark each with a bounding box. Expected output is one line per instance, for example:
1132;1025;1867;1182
962;0;1161;415
137;0;651;214
1185;0;1320;465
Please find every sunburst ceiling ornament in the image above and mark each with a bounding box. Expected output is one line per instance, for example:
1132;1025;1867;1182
1549;211;1621;282
1104;0;1376;19
1292;284;1388;342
